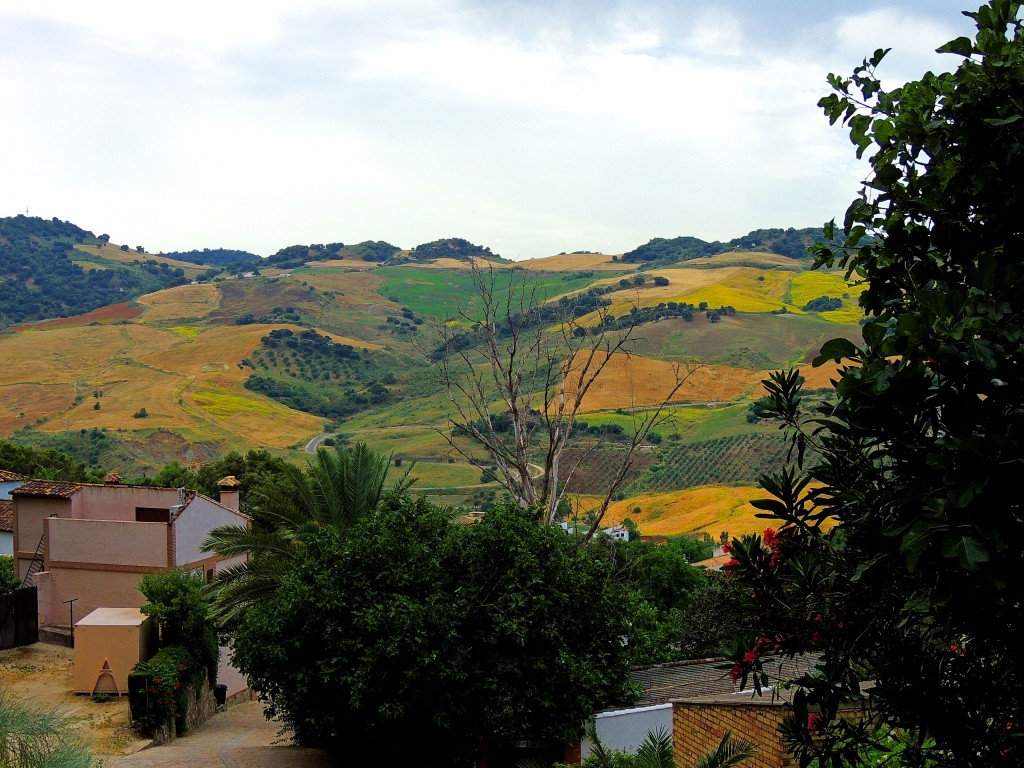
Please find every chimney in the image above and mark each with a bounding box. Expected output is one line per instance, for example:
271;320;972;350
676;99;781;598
103;472;122;485
217;476;241;510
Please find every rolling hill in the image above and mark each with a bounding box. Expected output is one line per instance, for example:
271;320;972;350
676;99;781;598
0;214;863;533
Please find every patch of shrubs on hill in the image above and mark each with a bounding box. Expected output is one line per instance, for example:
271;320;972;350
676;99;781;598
346;240;401;262
157;248;261;267
621;226;848;265
0;215;187;326
802;295;844;312
243;328;395;418
409;237;500;262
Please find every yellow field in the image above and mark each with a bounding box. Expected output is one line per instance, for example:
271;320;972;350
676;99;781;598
685;251;806;269
0;321;324;448
790;272;866;324
0;383;76;435
136;283;219;323
581;485;771;537
72;245;204;277
298;270;397;308
677;268;796;313
313;259;378;269
71;259;112;271
514;253;634;272
565;352;762;412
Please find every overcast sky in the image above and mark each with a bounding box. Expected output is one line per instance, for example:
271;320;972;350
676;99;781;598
0;1;976;259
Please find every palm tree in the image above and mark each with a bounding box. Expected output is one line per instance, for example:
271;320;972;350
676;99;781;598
201;442;408;623
693;730;757;768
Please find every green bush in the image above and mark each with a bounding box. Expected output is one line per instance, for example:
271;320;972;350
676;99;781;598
128;646;193;735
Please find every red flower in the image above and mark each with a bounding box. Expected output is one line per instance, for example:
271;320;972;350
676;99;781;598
743;650;758;664
729;664;742;682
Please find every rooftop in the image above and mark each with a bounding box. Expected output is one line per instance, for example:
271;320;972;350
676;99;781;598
0;499;13;533
0;470;24;482
11;480;82;499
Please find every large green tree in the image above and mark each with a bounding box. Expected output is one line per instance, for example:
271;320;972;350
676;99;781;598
727;3;1024;766
201;442;401;622
230;500;638;765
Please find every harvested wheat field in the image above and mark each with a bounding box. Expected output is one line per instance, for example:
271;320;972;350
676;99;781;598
73;244;204;276
0;643;146;757
515;253;634;272
566;352;762;412
0;383;77;435
136;283;220;324
685;251;806;269
598;486;771;538
311;258;378;269
15;302;144;331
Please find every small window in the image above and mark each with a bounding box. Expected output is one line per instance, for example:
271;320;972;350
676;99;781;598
135;507;170;523
206;568;214;582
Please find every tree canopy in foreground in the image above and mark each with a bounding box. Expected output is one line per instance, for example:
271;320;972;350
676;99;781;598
727;2;1024;766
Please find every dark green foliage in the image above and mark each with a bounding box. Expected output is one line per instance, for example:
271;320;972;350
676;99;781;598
137;569;219;684
0;556;18;595
410;237;499;262
622;236;723;264
801;296;843;312
0;215;187;327
243;328;395;417
345;240;400;262
621;227;842;265
129;646;195;735
230;501;637;764
677;570;748;660
0;440;90;481
728;5;1024;765
157;248;260;266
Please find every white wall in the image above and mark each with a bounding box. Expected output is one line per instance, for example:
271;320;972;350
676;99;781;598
0;532;12;556
173;497;249;567
584;704;673;756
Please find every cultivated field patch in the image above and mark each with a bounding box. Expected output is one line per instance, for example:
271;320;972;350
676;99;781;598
73;244;203;275
136;283;219;323
598;485;770;537
676;268;796;313
790;271;866;323
566;352;762;412
514;253;634;272
684;251;806;269
15;302;144;331
0;383;76;436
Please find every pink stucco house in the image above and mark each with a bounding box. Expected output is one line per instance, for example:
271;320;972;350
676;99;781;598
9;475;250;694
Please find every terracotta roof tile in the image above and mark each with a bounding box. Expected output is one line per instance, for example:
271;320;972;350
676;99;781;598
0;470;24;482
10;480;82;498
0;499;13;533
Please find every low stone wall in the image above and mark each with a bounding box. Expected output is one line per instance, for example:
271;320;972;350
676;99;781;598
150;679;217;746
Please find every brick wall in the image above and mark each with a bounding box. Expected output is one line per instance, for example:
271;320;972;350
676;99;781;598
673;700;799;768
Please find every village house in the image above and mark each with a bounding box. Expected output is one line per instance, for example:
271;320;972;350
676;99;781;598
8;474;250;694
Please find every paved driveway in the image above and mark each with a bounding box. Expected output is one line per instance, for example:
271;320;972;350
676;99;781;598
104;700;338;768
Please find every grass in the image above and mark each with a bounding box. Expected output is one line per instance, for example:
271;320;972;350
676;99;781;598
790;271;866;324
676;268;797;313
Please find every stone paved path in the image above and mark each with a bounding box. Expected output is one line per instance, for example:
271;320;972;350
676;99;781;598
103;700;338;768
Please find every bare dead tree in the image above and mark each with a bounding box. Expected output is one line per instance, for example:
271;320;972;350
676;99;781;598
430;262;699;542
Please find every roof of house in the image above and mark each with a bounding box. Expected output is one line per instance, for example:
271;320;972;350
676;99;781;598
624;658;739;708
0;470;24;482
0;500;13;533
10;480;83;499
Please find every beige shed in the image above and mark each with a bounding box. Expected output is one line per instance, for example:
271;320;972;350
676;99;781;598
74;607;158;695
